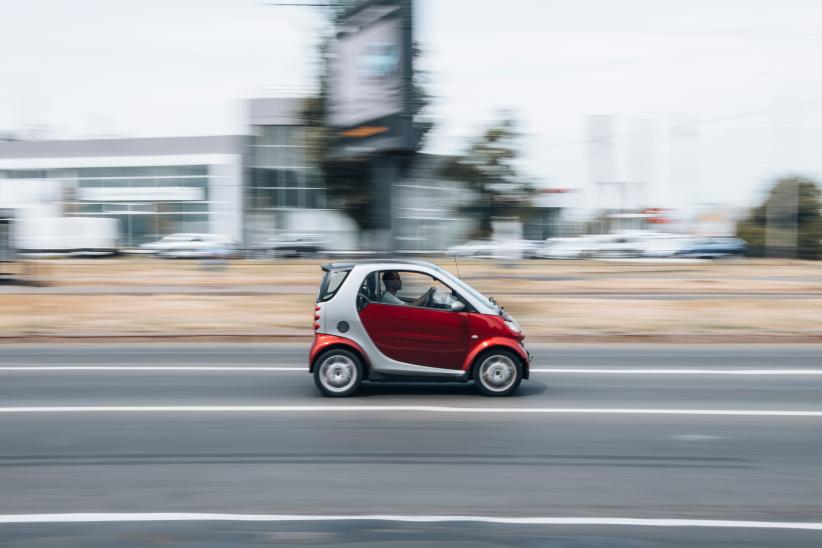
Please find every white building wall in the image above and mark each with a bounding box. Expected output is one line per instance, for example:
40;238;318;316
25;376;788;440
208;157;244;243
0;152;245;246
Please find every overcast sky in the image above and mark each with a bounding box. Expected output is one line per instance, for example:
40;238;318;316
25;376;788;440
3;0;822;213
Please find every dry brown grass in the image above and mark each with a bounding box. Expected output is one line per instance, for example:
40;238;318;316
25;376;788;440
22;257;822;293
2;258;820;340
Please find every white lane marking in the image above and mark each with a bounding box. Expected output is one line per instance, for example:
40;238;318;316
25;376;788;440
0;406;820;417
0;513;821;530
4;366;822;375
531;369;822;375
0;367;305;371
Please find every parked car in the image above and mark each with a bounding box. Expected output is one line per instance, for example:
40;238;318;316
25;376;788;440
539;233;695;260
590;234;648;258
675;237;748;259
140;233;236;258
537;237;600;259
446;240;494;258
447;239;539;259
250;233;325;258
500;239;541;259
637;234;697;258
310;260;531;397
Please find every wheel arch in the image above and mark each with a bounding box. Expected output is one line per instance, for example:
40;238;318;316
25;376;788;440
309;335;371;376
463;339;529;380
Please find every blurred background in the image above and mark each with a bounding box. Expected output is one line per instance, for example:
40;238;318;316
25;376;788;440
2;4;822;546
1;0;820;341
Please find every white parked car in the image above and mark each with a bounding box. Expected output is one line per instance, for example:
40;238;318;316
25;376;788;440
589;234;648;258
447;240;495;258
500;239;541;259
638;234;696;258
140;233;236;259
539;233;685;259
250;233;326;258
537;237;599;259
447;239;539;259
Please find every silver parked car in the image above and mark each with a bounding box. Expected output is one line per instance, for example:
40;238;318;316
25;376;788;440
140;233;236;259
250;233;326;258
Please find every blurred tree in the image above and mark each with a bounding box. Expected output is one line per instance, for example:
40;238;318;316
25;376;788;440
736;176;822;259
440;118;537;238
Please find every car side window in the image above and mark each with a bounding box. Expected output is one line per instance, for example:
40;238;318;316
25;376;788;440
378;270;466;311
358;272;379;301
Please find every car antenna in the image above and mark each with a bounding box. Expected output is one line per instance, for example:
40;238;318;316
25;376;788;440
452;253;461;279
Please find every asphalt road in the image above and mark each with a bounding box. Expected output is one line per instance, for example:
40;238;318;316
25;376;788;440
2;284;819;300
1;343;821;547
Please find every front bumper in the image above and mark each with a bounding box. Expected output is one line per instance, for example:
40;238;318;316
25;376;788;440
520;342;533;364
520;342;533;379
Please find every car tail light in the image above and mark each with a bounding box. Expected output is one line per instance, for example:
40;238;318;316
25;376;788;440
314;305;321;330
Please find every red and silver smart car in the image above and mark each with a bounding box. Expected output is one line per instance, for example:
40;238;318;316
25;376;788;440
309;260;531;397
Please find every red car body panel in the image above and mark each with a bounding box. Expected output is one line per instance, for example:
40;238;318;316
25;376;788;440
462;313;528;372
309;333;369;372
462;336;528;372
358;302;469;369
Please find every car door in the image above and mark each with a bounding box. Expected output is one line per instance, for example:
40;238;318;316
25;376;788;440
358;270;469;370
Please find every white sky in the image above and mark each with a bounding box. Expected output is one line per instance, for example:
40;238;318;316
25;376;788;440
3;0;822;212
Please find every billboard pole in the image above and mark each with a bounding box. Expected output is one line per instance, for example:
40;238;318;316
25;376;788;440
369;154;397;252
383;0;413;254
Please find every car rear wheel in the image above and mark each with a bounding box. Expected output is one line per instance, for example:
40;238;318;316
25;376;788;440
314;349;363;397
474;349;522;397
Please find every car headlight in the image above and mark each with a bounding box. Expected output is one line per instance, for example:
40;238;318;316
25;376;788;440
504;318;521;334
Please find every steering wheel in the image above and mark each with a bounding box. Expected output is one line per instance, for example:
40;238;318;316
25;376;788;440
421;286;436;308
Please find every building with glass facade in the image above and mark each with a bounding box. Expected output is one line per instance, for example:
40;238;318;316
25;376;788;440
0;97;487;252
0;136;244;247
243;98;357;249
393;154;476;253
244;98;332;246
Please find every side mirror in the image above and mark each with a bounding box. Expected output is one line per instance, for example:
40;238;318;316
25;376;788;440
356;294;370;311
450;301;465;312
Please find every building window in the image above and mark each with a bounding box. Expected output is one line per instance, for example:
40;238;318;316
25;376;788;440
64;165;212;247
245;124;326;242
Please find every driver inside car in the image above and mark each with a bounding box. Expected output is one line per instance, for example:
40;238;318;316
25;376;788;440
381;271;434;306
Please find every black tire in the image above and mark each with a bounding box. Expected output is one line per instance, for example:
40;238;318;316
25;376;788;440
473;348;523;397
313;349;364;397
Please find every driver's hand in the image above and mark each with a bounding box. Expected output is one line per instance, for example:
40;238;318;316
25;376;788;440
413;287;435;306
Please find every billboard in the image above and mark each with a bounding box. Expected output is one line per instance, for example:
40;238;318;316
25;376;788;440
328;0;413;155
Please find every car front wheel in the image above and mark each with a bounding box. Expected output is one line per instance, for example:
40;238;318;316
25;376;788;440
474;349;523;397
313;349;364;397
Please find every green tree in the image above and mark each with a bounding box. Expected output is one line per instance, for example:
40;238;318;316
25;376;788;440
737;176;822;259
440;118;536;238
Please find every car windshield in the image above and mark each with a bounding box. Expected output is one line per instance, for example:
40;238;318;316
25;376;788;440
432;264;497;311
